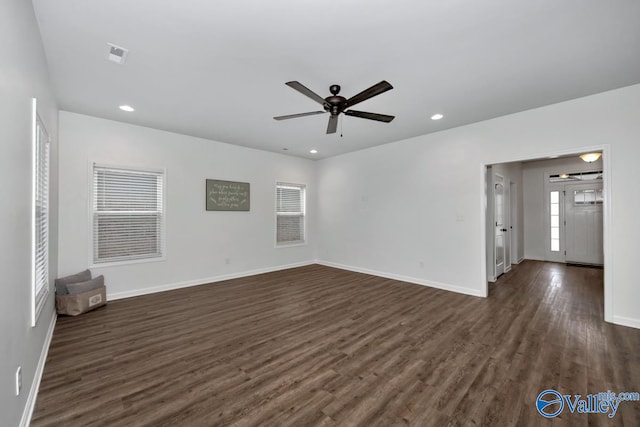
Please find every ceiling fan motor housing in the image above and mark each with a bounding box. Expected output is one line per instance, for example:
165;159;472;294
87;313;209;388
324;96;347;115
325;85;347;115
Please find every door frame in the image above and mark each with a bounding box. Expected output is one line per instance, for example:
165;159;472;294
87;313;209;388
509;181;518;265
543;174;603;264
480;144;612;323
504;180;511;273
494;173;506;278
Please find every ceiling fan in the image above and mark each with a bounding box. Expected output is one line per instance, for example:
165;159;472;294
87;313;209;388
274;80;395;134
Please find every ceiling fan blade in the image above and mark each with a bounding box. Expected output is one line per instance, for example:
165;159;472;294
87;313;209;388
326;115;338;134
285;81;327;106
344;110;395;123
346;81;393;108
274;111;325;121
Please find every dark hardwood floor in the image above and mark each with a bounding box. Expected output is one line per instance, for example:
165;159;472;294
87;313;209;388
32;261;640;426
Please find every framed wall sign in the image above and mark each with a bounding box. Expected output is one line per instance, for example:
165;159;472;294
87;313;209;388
206;179;250;211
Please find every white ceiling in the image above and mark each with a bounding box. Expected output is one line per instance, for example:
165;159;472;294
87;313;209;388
33;0;640;160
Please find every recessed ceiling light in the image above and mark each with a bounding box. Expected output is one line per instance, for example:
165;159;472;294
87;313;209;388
119;105;135;112
282;148;289;151
310;149;318;154
559;173;570;179
431;113;443;120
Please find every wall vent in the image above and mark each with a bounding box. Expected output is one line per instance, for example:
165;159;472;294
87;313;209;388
107;43;129;64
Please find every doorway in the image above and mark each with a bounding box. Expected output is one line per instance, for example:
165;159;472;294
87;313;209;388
482;145;612;323
546;171;604;265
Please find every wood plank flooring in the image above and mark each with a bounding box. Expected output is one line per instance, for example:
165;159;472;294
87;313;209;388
32;261;640;426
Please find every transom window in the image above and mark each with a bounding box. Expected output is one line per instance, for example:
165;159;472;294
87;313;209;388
549;170;602;183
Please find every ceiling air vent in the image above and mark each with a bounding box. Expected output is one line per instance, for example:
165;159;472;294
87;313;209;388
107;43;129;64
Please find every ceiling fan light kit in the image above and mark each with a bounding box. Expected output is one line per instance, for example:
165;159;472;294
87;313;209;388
274;80;395;134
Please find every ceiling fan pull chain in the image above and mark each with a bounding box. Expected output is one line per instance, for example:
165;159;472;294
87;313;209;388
340;115;343;137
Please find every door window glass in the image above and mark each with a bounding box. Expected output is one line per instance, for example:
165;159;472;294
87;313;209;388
573;189;603;206
550;191;560;252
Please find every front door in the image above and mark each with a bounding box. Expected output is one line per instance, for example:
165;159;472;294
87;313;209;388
564;183;604;265
494;175;506;277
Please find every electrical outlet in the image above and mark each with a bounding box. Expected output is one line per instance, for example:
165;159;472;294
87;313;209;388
15;366;22;396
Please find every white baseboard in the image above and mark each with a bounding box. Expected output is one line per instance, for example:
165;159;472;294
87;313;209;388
316;260;485;297
20;311;56;427
107;260;316;301
513;257;525;264
611;315;640;330
523;256;545;262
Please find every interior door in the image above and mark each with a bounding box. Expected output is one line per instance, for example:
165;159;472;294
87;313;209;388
504;182;511;272
564;182;604;265
494;175;506;277
510;181;517;265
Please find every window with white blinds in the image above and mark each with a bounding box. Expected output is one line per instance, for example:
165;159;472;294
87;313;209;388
32;100;50;326
276;182;306;245
92;165;164;264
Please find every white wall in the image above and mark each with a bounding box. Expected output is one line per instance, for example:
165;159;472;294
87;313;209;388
523;156;603;261
317;83;640;328
58;112;316;299
316;135;488;297
0;1;59;425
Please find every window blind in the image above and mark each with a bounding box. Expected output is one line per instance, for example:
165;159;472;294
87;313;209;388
276;182;305;244
93;165;164;263
33;111;50;325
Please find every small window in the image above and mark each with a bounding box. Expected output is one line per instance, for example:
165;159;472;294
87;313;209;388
32;99;50;326
550;191;560;252
92;165;164;264
276;182;306;245
573;189;603;206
